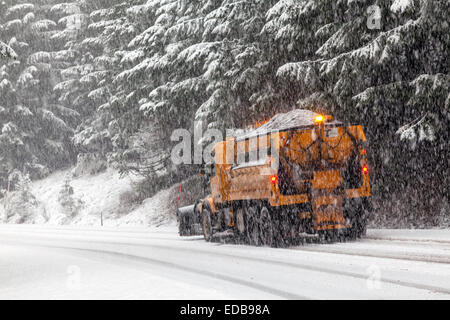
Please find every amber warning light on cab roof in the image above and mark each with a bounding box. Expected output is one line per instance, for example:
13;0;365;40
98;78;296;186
314;115;324;123
314;114;334;123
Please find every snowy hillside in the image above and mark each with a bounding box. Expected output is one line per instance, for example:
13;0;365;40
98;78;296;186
0;168;178;227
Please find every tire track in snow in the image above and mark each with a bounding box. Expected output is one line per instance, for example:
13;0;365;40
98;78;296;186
292;245;450;264
129;242;450;296
365;236;450;246
3;234;450;297
7;242;307;300
6;227;448;265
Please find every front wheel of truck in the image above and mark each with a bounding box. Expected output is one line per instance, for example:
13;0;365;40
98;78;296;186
201;206;214;242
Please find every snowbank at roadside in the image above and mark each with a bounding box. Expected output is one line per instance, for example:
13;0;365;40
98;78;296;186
0;202;4;221
367;229;450;243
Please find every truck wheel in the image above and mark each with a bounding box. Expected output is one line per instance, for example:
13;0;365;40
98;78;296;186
347;219;366;239
246;206;261;246
358;198;372;237
202;206;214;242
234;207;247;242
260;206;274;247
346;203;368;240
355;214;367;238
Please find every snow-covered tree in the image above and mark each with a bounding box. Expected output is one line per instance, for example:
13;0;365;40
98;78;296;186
0;0;78;189
3;170;47;223
0;41;17;60
58;174;83;217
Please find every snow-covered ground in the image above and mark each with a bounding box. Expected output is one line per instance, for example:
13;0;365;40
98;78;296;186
0;168;178;227
1;169;449;300
0;225;449;300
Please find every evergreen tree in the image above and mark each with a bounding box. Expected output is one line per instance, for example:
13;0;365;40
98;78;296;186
4;170;47;223
0;40;17;60
0;0;81;189
58;174;83;217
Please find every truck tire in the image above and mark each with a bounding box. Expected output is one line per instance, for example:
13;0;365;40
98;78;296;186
246;205;261;246
346;201;369;240
356;212;368;238
347;217;366;240
260;206;274;247
234;207;247;242
201;206;214;242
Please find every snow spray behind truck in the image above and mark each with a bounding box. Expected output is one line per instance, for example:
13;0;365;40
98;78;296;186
177;109;372;246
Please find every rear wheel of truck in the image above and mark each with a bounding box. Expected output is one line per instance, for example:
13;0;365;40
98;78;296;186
352;214;367;238
201;206;214;242
260;206;275;247
246;205;261;246
234;207;247;243
346;206;368;239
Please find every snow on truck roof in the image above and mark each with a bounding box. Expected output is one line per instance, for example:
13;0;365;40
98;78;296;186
236;109;342;141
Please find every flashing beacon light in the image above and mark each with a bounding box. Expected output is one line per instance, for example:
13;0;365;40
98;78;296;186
314;115;324;123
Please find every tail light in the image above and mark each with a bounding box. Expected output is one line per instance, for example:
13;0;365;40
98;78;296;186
270;174;278;184
362;164;369;175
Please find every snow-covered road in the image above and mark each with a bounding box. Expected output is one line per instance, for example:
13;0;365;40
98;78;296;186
0;224;449;300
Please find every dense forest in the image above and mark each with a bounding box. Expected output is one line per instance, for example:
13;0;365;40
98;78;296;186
0;0;448;226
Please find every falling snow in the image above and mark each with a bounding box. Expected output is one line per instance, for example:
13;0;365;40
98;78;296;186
0;0;448;230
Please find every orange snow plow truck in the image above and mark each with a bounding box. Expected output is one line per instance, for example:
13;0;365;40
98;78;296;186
177;109;372;246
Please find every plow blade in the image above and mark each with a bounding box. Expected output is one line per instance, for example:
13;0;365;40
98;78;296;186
176;204;202;236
